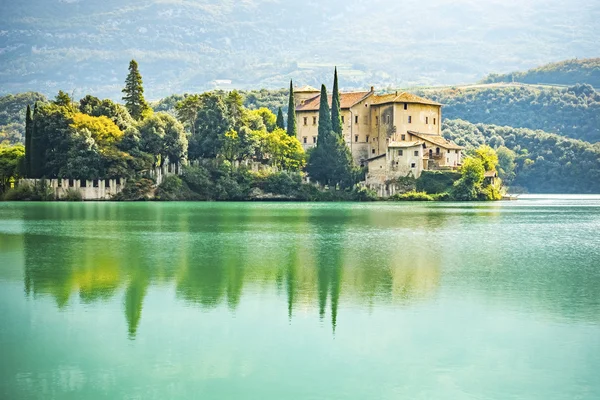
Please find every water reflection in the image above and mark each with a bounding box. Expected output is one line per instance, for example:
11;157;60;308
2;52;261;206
9;201;600;339
14;203;446;338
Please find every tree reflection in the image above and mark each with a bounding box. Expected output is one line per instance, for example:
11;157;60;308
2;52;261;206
21;203;447;339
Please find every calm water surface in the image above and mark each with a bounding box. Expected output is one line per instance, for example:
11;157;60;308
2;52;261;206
1;199;599;399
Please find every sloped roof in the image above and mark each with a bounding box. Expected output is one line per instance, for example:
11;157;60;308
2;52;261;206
408;131;463;150
295;85;320;93
296;91;372;112
365;153;386;162
372;92;441;106
484;171;498;178
388;141;424;148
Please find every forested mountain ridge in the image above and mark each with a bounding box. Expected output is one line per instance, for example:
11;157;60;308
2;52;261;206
415;84;600;143
480;58;600;87
1;0;599;99
442;120;600;194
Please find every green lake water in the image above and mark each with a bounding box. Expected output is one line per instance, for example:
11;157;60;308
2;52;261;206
1;197;599;399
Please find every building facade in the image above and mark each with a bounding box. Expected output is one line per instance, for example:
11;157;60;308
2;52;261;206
294;86;463;184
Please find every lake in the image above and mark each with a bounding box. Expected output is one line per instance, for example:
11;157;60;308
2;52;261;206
1;198;599;399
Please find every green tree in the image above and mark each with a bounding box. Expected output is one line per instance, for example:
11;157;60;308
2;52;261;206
0;143;24;194
276;107;285;130
54;90;73;108
496;146;516;184
331;67;343;137
190;93;232;159
122;60;151;121
250;108;277;132
175;94;202;135
286;81;297;138
138;113;188;167
306;85;355;187
474;145;498;171
451;156;485;201
24;105;32;177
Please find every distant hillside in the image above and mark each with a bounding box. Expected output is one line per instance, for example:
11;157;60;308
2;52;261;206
0;92;48;145
481;58;600;87
415;84;600;143
1;0;599;99
443;119;600;194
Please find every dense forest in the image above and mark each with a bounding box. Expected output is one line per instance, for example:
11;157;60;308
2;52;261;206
480;58;600;87
416;84;600;143
1;0;598;98
442;120;600;193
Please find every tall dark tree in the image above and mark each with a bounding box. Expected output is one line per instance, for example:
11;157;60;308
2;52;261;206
276;107;285;129
122;60;150;121
286;81;297;138
331;67;343;137
24;105;33;177
306;84;355;187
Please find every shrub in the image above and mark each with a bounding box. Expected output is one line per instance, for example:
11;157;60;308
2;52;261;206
3;180;55;201
113;178;154;201
390;191;434;201
155;175;195;201
62;188;83;201
416;171;461;194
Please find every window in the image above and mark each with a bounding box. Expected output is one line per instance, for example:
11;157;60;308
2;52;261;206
455;150;458;154
434;118;436;125
313;116;317;125
404;103;408;110
436;147;440;155
414;150;419;156
408;116;412;123
386;115;391;124
401;134;406;141
355;135;359;143
426;117;429;124
341;116;345;124
105;179;110;188
376;116;379;125
411;163;416;168
313;137;317;144
93;180;99;188
303;137;307;144
399;149;403;156
448;150;451;154
81;180;87;188
372;149;376;154
303;117;308;126
366;135;369;142
355;116;359;124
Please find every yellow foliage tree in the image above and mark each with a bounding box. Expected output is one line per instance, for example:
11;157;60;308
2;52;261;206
71;113;124;150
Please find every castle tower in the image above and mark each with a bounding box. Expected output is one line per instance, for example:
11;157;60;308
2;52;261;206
294;85;320;108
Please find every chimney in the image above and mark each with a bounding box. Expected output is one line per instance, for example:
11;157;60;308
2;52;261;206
370;86;374;92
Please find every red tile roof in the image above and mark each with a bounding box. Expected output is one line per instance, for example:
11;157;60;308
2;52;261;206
296;91;372;112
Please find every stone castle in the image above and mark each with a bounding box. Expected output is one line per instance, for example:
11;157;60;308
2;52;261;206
293;86;463;187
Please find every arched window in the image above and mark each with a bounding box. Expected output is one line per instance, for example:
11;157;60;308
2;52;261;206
436;147;440;155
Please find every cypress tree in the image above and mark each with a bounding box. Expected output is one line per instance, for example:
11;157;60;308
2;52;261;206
24;104;32;177
316;84;332;144
286;80;297;137
276;107;285;129
331;67;343;137
122;60;150;121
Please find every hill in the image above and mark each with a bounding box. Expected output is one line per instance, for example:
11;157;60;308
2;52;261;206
0;92;48;145
415;84;600;143
1;0;598;99
442;119;600;194
480;58;600;87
